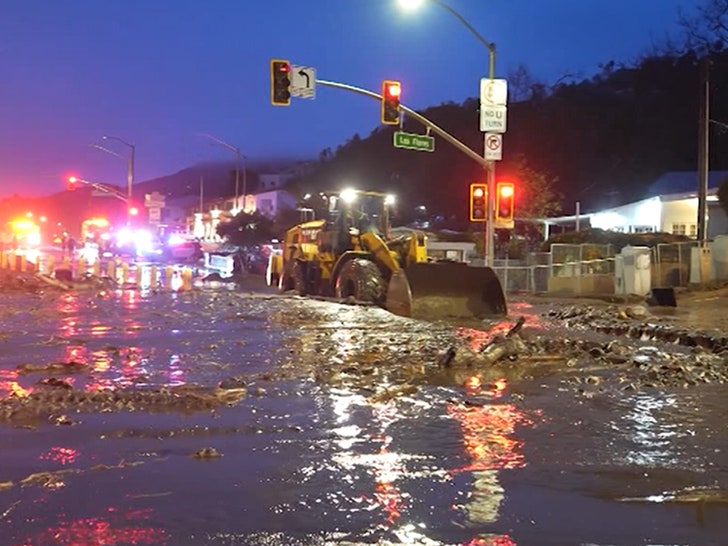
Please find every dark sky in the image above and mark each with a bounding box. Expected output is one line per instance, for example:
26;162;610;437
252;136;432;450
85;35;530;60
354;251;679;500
1;0;695;197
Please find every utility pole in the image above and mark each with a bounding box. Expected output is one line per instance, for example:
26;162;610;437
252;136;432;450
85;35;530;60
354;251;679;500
697;56;710;244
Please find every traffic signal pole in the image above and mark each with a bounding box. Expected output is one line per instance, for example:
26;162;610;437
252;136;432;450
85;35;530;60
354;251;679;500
316;79;489;170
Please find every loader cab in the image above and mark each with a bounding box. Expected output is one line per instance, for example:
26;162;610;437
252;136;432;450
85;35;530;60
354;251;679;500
328;189;393;239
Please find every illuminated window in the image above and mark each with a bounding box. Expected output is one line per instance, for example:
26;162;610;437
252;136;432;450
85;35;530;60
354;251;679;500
633;225;654;233
689;224;697;237
672;224;686;235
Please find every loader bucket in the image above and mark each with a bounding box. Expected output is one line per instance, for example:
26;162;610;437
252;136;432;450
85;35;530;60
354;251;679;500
386;262;507;320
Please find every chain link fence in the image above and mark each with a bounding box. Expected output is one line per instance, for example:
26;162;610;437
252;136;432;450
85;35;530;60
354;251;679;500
650;241;697;287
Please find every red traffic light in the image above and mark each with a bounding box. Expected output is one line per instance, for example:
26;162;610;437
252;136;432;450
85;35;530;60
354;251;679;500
499;183;514;198
67;176;78;190
270;59;291;106
128;206;139;216
381;80;401;125
385;82;401;98
495;181;515;222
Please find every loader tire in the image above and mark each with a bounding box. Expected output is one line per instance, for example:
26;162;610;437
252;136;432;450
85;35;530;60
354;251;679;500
335;258;384;304
292;261;307;296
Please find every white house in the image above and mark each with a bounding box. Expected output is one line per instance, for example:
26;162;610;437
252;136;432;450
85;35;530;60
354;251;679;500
252;188;298;218
541;171;728;239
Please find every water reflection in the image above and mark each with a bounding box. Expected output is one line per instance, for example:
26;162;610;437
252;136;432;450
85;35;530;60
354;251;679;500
20;509;169;545
0;368;30;398
121;288;140;311
329;389;409;531
167;354;186;386
447;377;529;543
620;392;680;466
57;292;81;337
321;380;527;544
39;446;81;465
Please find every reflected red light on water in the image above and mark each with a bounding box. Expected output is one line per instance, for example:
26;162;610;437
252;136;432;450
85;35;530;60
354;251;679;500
464;376;508;398
465;376;482;390
65;345;88;364
0;369;32;398
465;535;517;546
39;446;80;465
56;293;82;337
23;511;169;545
447;398;530;472
122;289;139;310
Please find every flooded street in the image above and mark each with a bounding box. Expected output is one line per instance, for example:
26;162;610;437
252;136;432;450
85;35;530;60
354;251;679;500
1;284;727;545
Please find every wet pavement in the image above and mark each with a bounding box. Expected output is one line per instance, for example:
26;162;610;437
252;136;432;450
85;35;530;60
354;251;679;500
0;278;727;545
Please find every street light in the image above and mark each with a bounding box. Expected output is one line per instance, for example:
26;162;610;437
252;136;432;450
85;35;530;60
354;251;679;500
197;132;246;214
399;0;498;265
91;135;135;202
67;176;129;203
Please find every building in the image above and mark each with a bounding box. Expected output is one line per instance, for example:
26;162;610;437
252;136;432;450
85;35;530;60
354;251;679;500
541;171;728;239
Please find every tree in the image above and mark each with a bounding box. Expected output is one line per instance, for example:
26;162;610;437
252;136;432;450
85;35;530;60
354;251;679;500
717;177;728;217
679;0;728;54
216;211;275;248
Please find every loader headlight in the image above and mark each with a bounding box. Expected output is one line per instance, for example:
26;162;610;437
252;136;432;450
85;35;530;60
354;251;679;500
340;188;358;204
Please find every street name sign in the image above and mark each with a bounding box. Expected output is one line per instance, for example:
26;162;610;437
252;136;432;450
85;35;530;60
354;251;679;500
291;65;316;99
393;131;435;152
484;133;503;161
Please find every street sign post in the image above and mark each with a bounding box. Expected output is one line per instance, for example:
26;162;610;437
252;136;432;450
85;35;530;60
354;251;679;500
480;78;508;133
393;131;435;152
291;65;316;99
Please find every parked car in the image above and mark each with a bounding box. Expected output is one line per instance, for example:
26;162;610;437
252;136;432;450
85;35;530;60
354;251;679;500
164;235;203;263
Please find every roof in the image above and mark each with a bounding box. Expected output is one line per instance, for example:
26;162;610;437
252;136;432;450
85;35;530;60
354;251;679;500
647;170;728;195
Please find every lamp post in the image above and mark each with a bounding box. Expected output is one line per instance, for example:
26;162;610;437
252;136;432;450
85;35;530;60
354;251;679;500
399;0;498;265
197;133;246;214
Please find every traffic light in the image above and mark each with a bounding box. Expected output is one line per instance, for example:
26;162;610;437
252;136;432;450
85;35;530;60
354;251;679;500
128;206;139;217
496;181;515;221
67;176;78;191
381;80;401;125
270;59;291;106
469;182;487;222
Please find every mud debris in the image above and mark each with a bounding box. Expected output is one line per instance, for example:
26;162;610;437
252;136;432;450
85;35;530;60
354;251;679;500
0;381;249;426
546;304;728;353
192;447;223;459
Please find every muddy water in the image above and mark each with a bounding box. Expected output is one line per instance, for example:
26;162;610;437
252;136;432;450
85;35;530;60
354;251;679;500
0;288;726;545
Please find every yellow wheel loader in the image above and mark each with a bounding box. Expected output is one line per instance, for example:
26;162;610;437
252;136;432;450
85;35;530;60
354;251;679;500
267;189;507;320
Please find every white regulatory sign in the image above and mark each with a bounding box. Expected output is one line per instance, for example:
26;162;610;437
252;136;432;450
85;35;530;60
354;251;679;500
291;65;316;99
484;133;503;161
480;78;508;106
148;207;161;224
480;105;507;133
